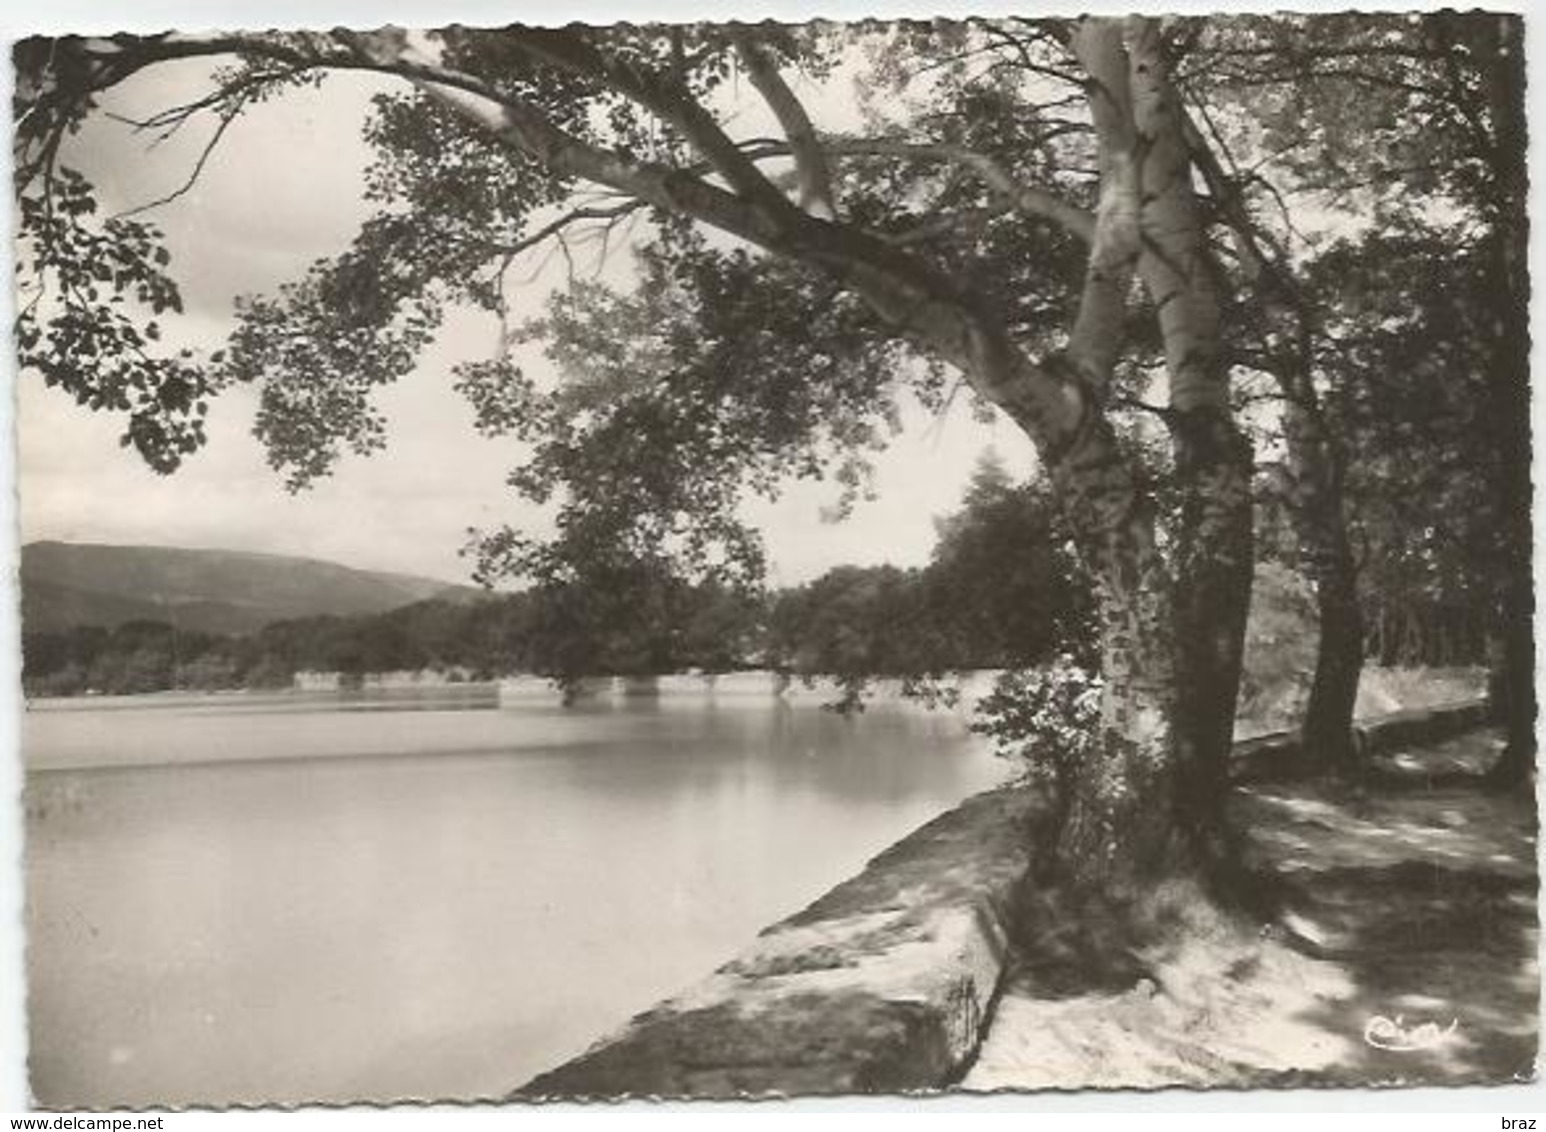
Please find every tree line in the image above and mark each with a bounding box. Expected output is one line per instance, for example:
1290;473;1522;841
23;437;1496;703
21;457;1092;697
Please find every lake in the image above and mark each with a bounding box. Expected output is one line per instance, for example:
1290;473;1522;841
23;681;1009;1107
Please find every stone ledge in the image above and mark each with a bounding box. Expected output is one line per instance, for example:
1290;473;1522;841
1233;698;1491;782
516;787;1037;1101
518;698;1494;1100
1355;698;1491;756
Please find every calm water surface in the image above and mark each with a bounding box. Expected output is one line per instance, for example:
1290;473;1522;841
25;683;1007;1106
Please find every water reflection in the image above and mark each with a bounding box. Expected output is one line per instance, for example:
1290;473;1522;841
26;689;1007;1106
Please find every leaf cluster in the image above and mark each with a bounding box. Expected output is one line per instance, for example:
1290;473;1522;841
459;232;907;595
15;168;210;471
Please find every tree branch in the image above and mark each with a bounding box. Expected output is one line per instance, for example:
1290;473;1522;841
877;204;1012;246
981;20;1088;87
500;27;795;223
1063;18;1143;397
810;136;1095;241
732;35;837;219
110;88;254;218
490;199;649;260
21;27;1095;492
101;66;305;144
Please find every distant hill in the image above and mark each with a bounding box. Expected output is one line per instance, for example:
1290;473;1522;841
20;541;483;636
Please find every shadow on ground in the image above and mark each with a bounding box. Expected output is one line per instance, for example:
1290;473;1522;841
964;728;1538;1091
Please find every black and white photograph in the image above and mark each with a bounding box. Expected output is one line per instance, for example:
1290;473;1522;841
6;4;1539;1109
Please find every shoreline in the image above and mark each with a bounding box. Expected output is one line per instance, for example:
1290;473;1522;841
518;784;1038;1100
517;697;1495;1100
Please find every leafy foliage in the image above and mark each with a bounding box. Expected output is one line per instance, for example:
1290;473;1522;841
927;451;1094;668
766;564;943;709
227;219;447;489
1305;224;1508;661
459;232;908;603
14;168;210;470
12;49;329;472
765;455;1095;709
1193;13;1521;232
969;658;1103;786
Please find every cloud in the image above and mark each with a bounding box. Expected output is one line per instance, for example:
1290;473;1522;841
68;62;385;319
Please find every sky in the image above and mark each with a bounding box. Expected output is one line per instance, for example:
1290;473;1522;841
14;39;1041;588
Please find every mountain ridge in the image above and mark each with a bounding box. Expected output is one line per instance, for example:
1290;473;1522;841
20;540;484;636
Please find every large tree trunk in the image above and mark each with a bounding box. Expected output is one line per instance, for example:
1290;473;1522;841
1177;59;1367;779
1171;407;1255;863
1130;18;1254;876
1476;13;1534;790
1302;548;1364;766
1278;387;1365;772
1034;18;1254;907
1032;403;1253;933
1042;421;1186;898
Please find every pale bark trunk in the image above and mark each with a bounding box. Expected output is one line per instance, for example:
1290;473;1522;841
1040;417;1253;896
1034;18;1253;900
1038;406;1189;897
1130;19;1253;868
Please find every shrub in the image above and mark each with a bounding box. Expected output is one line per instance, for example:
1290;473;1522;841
970;657;1103;787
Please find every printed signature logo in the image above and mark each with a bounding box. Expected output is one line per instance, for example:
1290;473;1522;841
1363;1013;1460;1051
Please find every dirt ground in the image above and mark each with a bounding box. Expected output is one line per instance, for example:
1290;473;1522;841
963;728;1538;1091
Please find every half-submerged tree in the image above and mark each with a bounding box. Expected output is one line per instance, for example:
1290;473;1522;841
16;15;1518;921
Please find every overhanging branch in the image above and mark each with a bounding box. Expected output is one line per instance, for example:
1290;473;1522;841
111;88;256;219
763;135;1095;241
732;35;836;219
500;27;795;223
1063;18;1143;396
18;26;1096;484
